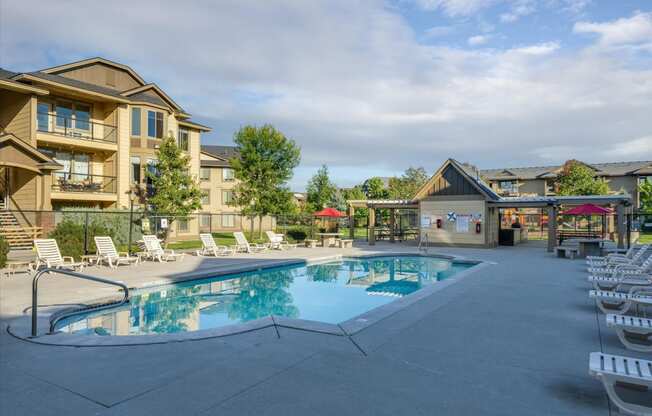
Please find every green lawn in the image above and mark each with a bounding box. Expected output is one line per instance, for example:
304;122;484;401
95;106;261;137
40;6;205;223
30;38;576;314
639;232;652;244
167;232;237;250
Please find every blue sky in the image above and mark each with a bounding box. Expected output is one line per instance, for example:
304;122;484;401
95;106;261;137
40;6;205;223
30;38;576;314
1;0;651;191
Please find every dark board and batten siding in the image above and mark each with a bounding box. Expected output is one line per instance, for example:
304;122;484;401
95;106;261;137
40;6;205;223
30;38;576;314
427;166;481;197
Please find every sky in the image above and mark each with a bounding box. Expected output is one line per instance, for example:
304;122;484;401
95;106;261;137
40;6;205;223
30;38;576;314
1;0;651;191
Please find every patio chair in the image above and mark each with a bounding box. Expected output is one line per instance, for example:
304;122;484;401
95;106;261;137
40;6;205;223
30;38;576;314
198;233;234;257
265;231;297;250
605;314;652;352
94;236;139;268
142;235;185;262
34;238;85;271
589;288;652;314
586;245;643;266
589;352;652;415
588;247;650;274
233;232;268;253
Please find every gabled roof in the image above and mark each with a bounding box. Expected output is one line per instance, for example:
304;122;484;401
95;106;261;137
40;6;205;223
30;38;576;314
200;145;239;168
39;57;146;86
413;159;500;201
121;84;184;112
0;133;62;172
481;160;652;180
12;72;130;103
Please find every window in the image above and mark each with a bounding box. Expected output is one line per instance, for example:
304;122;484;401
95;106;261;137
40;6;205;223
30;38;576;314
177;218;189;233
222;168;235;182
201;190;210;205
131;156;141;184
200;167;211;181
146;159;158;196
222;190;234;205
74;104;90;131
546;180;556;194
56;102;73;128
178;128;189;151
200;214;211;228
499;180;517;193
147;110;164;138
131;108;141;136
222;214;235;228
37;102;50;131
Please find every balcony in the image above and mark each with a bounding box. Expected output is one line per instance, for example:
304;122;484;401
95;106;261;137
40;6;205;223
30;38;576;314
51;172;117;194
37;112;117;144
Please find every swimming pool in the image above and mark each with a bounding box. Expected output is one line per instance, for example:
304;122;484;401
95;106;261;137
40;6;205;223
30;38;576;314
55;256;474;336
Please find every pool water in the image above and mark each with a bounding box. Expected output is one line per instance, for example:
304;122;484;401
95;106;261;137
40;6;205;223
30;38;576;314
55;256;473;336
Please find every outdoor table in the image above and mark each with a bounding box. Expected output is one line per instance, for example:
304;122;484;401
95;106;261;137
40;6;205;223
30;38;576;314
315;232;340;247
577;239;606;258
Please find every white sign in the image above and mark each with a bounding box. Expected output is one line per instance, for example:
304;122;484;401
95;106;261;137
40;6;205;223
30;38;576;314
420;215;431;228
160;218;168;229
447;212;457;222
456;215;470;232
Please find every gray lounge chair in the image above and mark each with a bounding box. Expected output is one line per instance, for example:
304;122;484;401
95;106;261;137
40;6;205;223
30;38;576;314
606;314;652;352
590;289;652;314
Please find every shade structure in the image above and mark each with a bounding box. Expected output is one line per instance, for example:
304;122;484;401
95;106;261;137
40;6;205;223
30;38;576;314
313;207;346;217
561;203;612;216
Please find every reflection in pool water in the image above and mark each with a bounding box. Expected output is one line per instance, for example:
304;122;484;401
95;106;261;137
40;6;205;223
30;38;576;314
56;256;473;336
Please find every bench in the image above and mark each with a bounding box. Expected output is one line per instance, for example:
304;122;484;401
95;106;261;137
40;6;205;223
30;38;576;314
338;239;353;248
304;239;317;248
555;246;579;259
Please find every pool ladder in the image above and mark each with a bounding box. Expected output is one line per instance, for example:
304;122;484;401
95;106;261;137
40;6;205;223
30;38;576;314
31;268;130;337
418;232;429;254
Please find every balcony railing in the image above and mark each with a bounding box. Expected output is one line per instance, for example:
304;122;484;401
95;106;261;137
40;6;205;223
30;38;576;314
52;172;117;194
37;112;117;144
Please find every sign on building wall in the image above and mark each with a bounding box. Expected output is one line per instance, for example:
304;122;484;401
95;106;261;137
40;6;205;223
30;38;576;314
456;215;470;232
420;215;431;228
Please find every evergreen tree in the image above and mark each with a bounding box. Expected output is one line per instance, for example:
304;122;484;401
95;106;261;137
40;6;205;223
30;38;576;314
306;165;337;212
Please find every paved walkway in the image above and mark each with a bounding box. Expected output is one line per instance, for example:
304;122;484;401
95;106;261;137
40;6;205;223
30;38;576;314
0;242;640;415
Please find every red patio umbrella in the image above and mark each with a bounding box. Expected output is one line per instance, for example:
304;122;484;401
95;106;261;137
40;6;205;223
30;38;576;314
561;204;612;216
313;207;346;217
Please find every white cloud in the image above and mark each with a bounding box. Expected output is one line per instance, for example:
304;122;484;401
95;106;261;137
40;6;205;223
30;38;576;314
500;0;536;23
1;3;651;189
411;0;495;16
423;25;455;38
468;35;490;46
574;11;652;47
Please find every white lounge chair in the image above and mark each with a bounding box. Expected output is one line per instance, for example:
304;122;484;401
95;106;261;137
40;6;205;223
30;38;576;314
590;288;652;314
34;238;85;271
142;235;185;262
588;258;652;290
588;248;651;274
94;236;139;268
606;314;652;352
587;245;645;266
198;233;234;257
589;352;652;416
233;232;268;253
265;231;297;250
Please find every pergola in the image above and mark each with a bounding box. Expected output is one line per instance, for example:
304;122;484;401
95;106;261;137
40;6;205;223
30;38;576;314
347;199;418;245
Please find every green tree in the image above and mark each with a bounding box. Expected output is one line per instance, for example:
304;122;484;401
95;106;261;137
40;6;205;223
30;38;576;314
555;160;610;196
343;185;368;223
640;180;652;212
362;177;388;199
230;125;301;238
146;136;203;242
388;167;429;199
306;165;337;212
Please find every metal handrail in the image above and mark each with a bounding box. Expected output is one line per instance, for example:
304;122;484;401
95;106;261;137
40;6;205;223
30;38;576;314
32;268;129;337
418;232;429;253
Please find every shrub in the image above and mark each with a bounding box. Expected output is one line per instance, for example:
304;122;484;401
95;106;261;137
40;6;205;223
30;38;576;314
285;228;307;242
0;236;9;268
48;219;109;260
60;208;143;249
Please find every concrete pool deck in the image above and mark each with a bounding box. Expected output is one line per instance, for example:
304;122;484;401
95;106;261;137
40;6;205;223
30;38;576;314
0;241;643;415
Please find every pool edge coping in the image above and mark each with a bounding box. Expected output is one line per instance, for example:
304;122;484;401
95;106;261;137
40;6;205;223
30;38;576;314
7;251;486;346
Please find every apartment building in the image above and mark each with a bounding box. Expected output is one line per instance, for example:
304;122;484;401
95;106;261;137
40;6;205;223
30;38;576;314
480;161;652;208
198;145;275;233
0;57;215;241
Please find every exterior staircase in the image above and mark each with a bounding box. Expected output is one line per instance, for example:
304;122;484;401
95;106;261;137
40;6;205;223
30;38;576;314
0;208;39;251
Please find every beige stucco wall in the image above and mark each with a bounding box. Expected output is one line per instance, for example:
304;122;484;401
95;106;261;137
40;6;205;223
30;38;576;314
419;198;487;246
